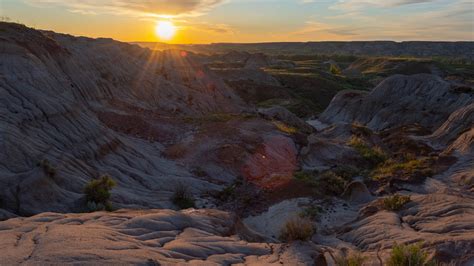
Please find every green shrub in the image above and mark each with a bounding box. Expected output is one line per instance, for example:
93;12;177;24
84;175;116;211
387;243;435;266
294;170;347;195
383;194;411;211
171;182;195;209
348;136;387;167
335;253;366;266
330;64;342;75
279;217;315;242
332;165;361;181
319;171;347;195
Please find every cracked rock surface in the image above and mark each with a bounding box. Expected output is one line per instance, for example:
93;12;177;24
0;209;322;265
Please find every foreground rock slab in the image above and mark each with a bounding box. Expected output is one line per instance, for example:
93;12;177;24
0;209;321;265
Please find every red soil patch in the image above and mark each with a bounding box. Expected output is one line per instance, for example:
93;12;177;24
241;135;298;190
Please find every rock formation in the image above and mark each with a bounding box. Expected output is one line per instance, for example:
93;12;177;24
320;74;473;131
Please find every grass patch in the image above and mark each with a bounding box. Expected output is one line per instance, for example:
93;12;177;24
371;158;433;181
342;76;373;91
348;136;387;167
383;194;411;211
171;182;195;209
294;171;315;183
294;170;349;196
388;243;435;266
273;121;298;134
335;253;366;266
279;217;315;242
262;70;354;117
332;165;361;181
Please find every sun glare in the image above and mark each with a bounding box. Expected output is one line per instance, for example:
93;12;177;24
155;21;176;41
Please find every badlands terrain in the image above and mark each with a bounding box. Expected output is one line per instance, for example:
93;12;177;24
136;41;474;62
0;22;473;265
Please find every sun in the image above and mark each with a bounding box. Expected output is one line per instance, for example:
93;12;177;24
155;21;176;41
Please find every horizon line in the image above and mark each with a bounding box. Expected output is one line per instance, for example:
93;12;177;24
132;40;474;45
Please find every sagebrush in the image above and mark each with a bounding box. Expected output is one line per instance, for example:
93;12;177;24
387;243;435;266
279;217;315;242
84;175;116;211
171;182;195;209
383;194;411;211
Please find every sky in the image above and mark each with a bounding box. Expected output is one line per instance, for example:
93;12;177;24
1;0;473;43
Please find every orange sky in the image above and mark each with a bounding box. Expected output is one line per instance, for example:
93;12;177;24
2;0;473;43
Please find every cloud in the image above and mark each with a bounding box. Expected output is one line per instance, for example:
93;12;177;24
330;0;437;11
293;0;434;6
284;0;473;41
181;21;235;34
285;20;358;40
26;0;225;17
367;0;436;7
